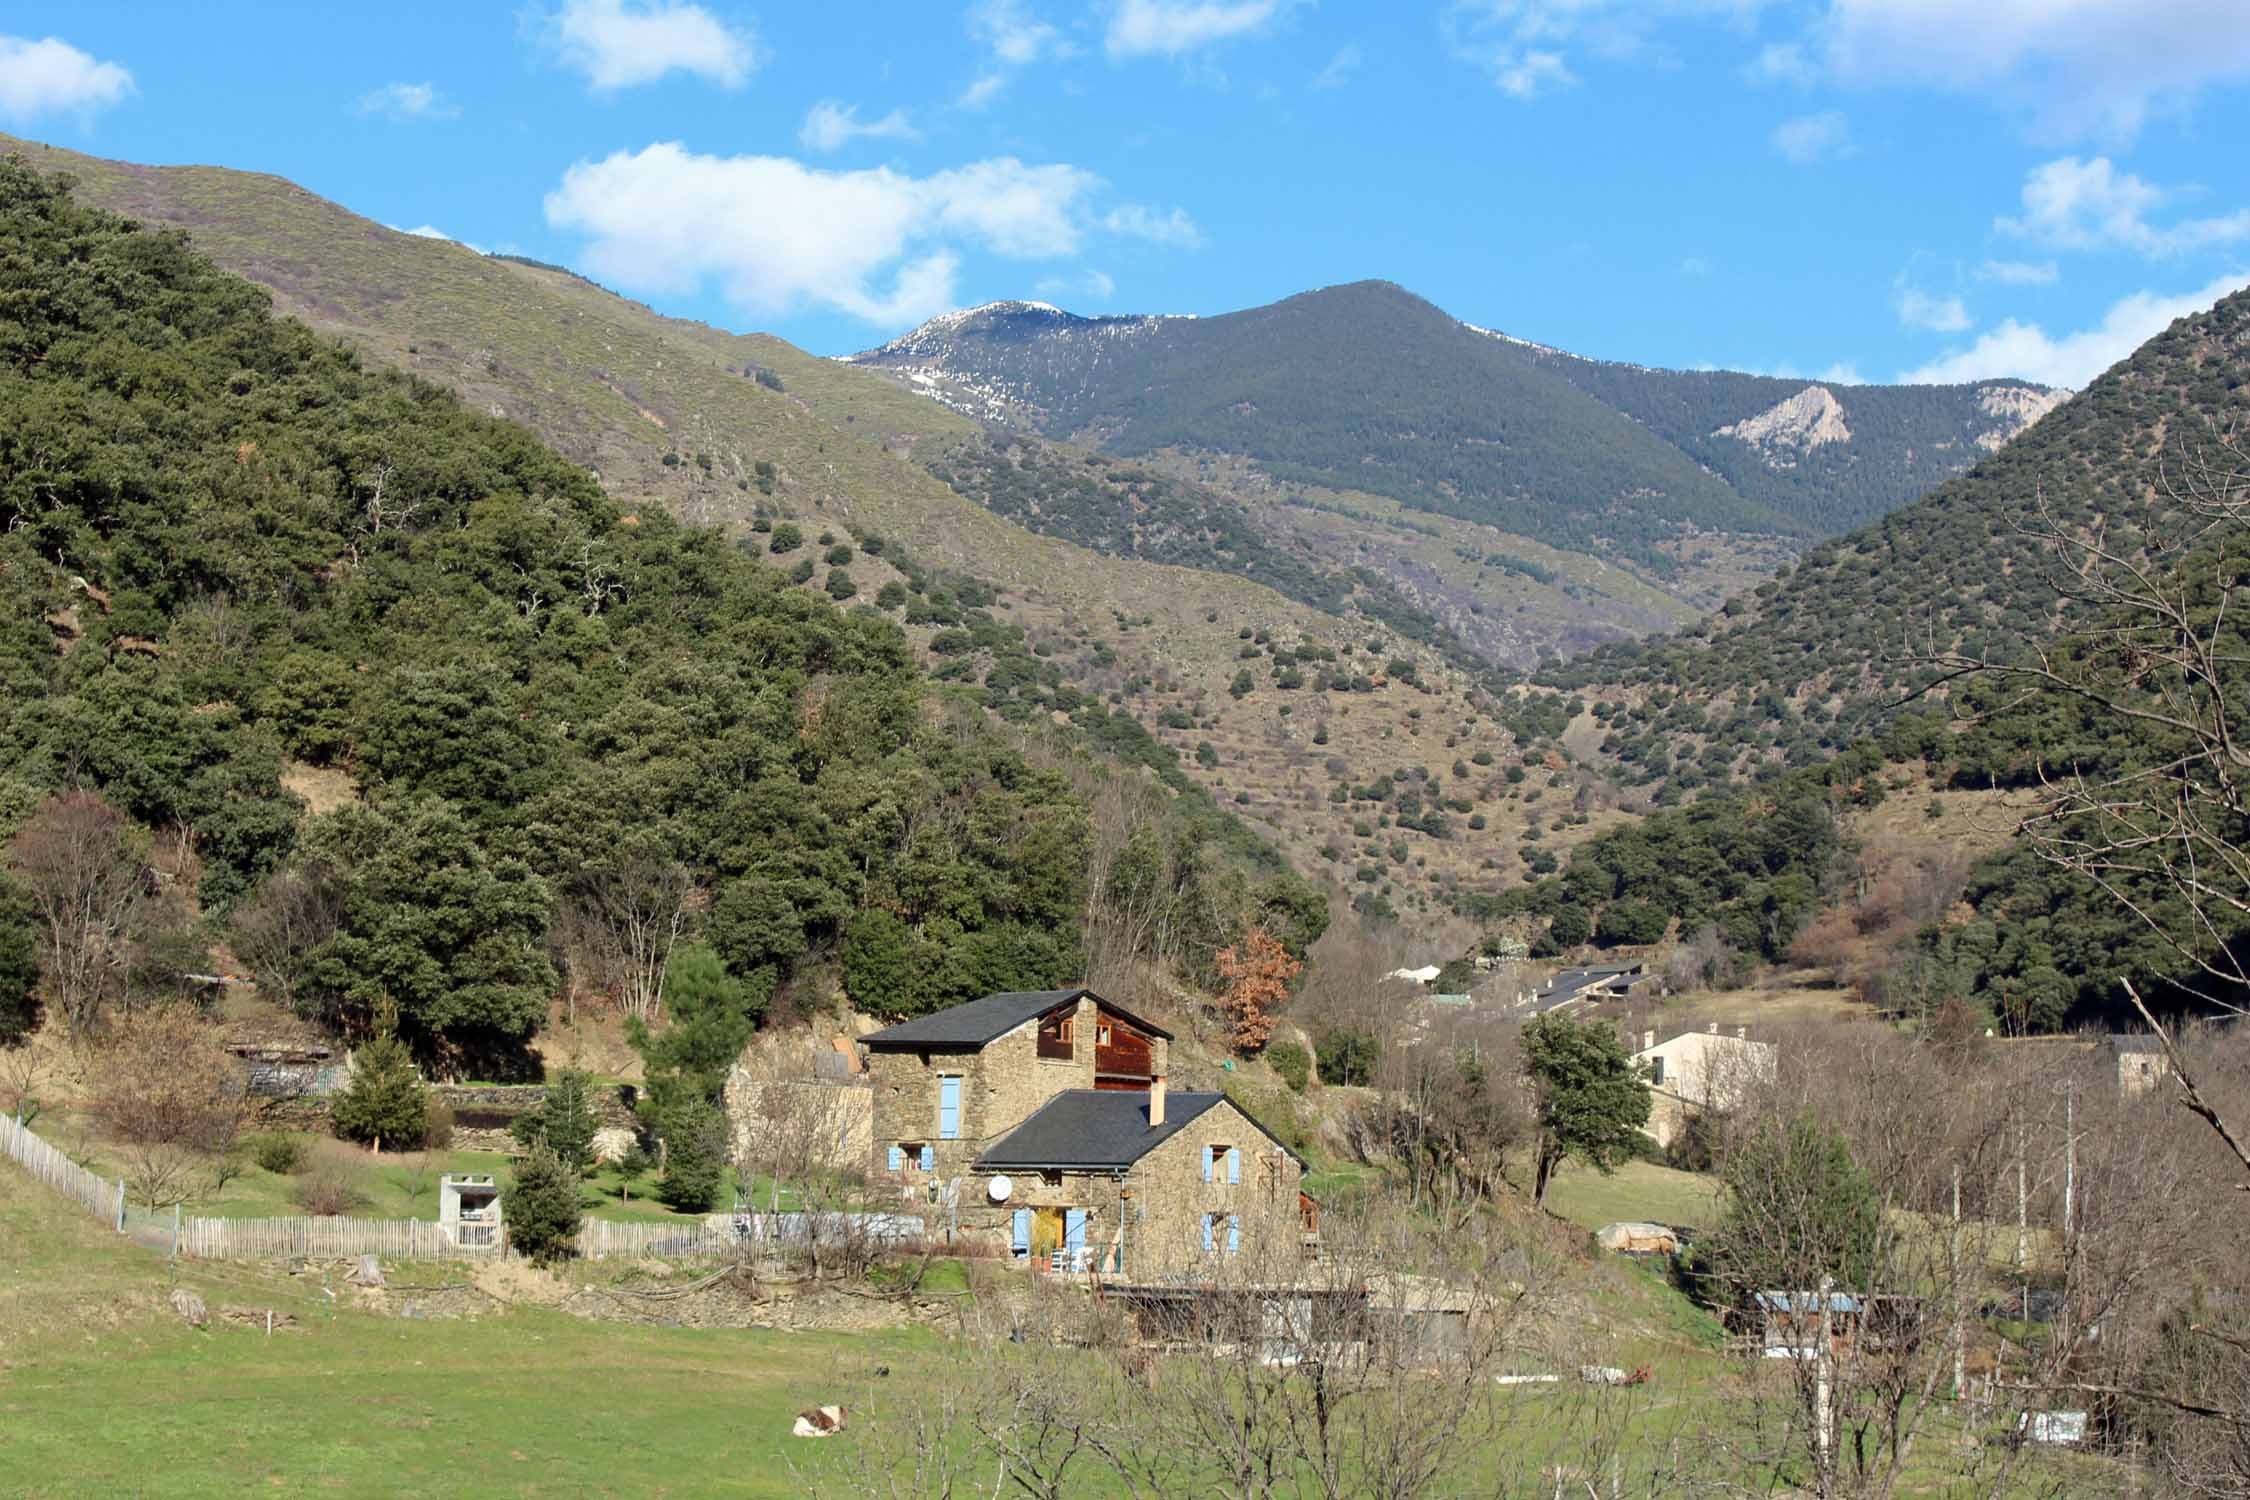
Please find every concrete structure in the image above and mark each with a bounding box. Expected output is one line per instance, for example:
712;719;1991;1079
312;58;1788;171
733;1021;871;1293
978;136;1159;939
2106;1034;2170;1097
1631;1024;1776;1148
862;988;1311;1278
438;1174;502;1250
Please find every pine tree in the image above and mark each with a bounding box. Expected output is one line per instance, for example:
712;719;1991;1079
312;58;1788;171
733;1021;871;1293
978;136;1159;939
330;1019;430;1153
507;1142;583;1265
511;1069;600;1172
655;1096;728;1213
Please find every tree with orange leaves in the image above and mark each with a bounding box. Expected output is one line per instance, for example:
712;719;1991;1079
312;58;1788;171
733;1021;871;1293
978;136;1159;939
1214;926;1302;1054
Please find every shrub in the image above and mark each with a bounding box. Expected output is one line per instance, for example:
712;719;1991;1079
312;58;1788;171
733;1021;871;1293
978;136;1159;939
422;1096;455;1150
511;1070;599;1171
292;1165;368;1216
1317;1029;1380;1087
655;1096;727;1212
507;1142;584;1266
824;544;854;566
249;1132;307;1175
1266;1040;1311;1093
768;522;803;554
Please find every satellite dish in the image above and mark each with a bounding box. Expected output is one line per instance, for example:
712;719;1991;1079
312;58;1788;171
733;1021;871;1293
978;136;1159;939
987;1175;1013;1203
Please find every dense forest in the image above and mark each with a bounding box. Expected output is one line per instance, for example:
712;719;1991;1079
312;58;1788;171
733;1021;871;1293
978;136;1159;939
0;162;1321;1074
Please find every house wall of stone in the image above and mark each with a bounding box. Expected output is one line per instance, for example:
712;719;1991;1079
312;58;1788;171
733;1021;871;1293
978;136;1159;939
941;1099;1305;1280
865;997;1106;1180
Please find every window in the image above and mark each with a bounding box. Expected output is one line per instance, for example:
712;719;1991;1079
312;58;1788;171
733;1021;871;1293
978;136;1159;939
919;1144;934;1172
1202;1213;1240;1255
1037;1010;1076;1060
937;1075;962;1140
890;1143;931;1173
1648;1056;1665;1086
1096;1022;1112;1046
1011;1208;1031;1260
1205;1145;1240;1184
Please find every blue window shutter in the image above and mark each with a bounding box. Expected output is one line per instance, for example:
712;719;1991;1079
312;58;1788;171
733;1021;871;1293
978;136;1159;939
1226;1216;1240;1255
1202;1214;1214;1252
887;1145;902;1172
1226;1147;1241;1185
1011;1208;1031;1256
938;1076;961;1140
1202;1147;1215;1183
919;1144;934;1171
1065;1209;1088;1252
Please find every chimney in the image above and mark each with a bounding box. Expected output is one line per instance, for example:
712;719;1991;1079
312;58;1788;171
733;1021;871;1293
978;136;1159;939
1148;1074;1166;1128
1707;1021;1720;1034
1736;1025;1748;1040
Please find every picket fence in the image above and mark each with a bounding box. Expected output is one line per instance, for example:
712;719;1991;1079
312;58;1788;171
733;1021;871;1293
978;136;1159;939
1;1112;122;1227
5;1113;921;1264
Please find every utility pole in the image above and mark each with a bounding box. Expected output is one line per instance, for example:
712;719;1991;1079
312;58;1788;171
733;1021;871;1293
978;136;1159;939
2014;1109;2029;1273
1815;1275;1835;1492
1951;1163;1965;1401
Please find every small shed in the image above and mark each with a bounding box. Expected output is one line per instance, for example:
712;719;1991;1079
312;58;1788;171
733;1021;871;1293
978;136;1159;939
1750;1290;1862;1359
439;1174;503;1250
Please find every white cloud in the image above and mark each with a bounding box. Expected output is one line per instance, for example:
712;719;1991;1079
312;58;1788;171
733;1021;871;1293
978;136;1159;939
0;34;133;121
960;1;1074;109
1444;0;1769;99
1679;256;1713;277
799;101;918;153
1819;362;1866;385
1106;0;1297;60
1824;0;2250;142
1898;272;2248;387
395;224;492;255
545;143;1196;326
1977;258;2060;286
1036;267;1118;302
1750;40;1816;86
548;0;759;92
1312;43;1361;89
1770;109;1849;164
1102;202;1204;248
1895;284;1971;333
358;81;454;121
1997;156;2250;258
972;0;1072;64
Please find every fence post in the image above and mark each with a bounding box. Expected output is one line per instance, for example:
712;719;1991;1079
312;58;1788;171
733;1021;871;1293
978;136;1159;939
115;1179;126;1234
171;1202;181;1261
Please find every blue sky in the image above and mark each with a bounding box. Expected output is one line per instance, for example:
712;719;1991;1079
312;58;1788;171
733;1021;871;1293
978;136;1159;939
7;1;2249;387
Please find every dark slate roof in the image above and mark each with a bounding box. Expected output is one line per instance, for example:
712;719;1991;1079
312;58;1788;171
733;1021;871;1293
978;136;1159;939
862;988;1173;1049
974;1089;1309;1171
975;1089;1222;1169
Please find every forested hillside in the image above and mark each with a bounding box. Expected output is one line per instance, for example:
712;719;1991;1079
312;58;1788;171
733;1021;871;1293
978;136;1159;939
1540;284;2250;789
853;281;2059;574
0;161;1322;1074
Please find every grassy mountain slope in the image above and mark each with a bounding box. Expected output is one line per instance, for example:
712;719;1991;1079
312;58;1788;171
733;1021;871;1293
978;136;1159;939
851;281;2059;576
1535;283;2250;792
7;137;1604;918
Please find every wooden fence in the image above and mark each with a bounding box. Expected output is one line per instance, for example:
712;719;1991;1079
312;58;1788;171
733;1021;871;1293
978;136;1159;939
2;1113;121;1228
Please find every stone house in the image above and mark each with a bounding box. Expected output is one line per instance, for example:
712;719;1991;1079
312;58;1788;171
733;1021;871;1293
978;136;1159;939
862;988;1312;1279
1630;1023;1775;1148
2106;1034;2170;1097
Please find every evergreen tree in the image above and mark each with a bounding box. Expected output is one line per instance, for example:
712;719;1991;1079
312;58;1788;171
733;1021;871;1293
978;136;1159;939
330;1020;430;1152
507;1142;583;1265
630;943;767;1113
1522;1014;1650;1206
654;1096;727;1213
511;1068;600;1172
0;873;38;1047
1700;1115;1882;1299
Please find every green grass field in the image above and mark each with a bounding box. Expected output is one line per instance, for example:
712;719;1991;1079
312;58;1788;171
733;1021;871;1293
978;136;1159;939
1540;1158;1724;1234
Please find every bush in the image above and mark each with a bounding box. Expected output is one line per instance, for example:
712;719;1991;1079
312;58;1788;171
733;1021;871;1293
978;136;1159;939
249;1132;307;1174
824;543;854;566
292;1164;368;1216
1317;1029;1380;1087
511;1069;599;1171
422;1096;455;1151
1266;1040;1311;1093
507;1142;584;1265
768;522;803;554
825;568;857;601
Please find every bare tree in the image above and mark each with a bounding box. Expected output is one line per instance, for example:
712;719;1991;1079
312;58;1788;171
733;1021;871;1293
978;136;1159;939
7;791;149;1038
563;854;693;1026
229;858;342;1019
95;1003;256;1208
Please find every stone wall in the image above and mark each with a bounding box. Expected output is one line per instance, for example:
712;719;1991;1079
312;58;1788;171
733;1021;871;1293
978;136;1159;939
866;995;1098;1181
